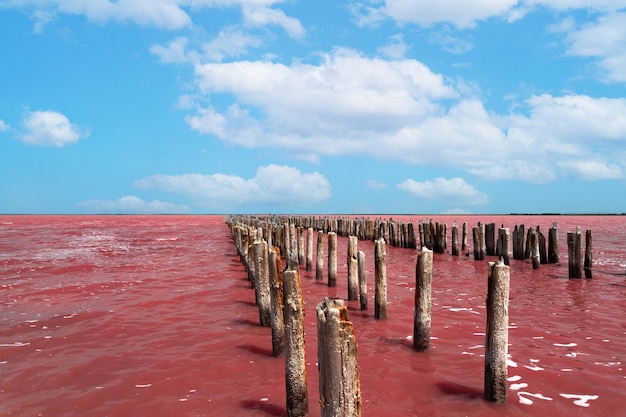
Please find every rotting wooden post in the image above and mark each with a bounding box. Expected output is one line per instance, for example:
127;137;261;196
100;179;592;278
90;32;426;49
548;222;559;264
298;227;305;266
328;232;337;287
269;247;285;356
374;238;387;320
584;229;592;279
485;223;496;256
529;227;541;269
358;250;367;311
498;227;510;266
316;231;325;280
306;227;314;271
254;240;271;327
462;222;467;251
451;221;459;256
485;259;510;404
414;248;433;352
283;268;309;417
473;226;485;260
316;298;362;417
538;226;548;265
347;236;359;301
567;228;583;278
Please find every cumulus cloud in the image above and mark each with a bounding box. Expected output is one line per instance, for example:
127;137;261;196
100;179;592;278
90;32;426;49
398;177;489;206
133;164;331;209
562;12;626;82
382;0;518;28
19;110;89;147
4;0;300;32
0;119;9;131
78;196;190;214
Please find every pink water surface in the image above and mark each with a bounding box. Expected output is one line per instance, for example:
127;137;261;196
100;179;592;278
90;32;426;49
0;215;624;416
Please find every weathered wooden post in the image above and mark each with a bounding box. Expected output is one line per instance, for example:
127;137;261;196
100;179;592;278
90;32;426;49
567;228;583;278
473;226;485;260
485;223;496;256
548;222;559;264
529;227;541;269
316;298;362;417
254;240;271;327
306;227;314;271
374;238;387;320
414;248;433;352
316;231;325;280
269;247;285;356
298;227;305;266
462;222;467;251
451;221;459;256
328;232;337;287
358;250;367;311
283;268;308;417
584;229;592;279
538;226;548;265
347;236;359;301
485;259;510;404
497;227;510;266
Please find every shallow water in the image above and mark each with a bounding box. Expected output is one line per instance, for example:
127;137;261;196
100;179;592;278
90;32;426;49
0;215;624;416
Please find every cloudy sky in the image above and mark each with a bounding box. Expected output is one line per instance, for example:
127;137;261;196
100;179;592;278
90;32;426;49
1;0;625;214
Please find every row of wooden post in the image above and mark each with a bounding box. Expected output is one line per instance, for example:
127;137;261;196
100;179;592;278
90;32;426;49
227;215;514;412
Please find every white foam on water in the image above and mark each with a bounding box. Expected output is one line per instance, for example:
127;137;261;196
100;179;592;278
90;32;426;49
449;307;480;315
430;336;438;340
0;342;30;347
554;342;577;347
566;352;588;358
524;365;545;371
594;361;621;367
510;383;528;391
518;392;553;405
532;336;544;339
559;393;598;407
135;384;152;388
530;359;540;363
260;398;269;402
507;359;518;368
178;398;188;402
561;368;573;372
468;344;483;350
473;332;486;336
461;351;473;355
508;375;522;382
602;339;610;342
405;335;413;340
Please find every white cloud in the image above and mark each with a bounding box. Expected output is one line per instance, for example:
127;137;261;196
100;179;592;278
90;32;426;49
0;119;9;131
19;110;89;147
562;12;626;82
382;0;519;28
398;177;489;206
242;5;305;39
134;164;331;209
182;48;626;183
377;33;409;59
557;160;623;180
367;179;388;190
78;196;190;214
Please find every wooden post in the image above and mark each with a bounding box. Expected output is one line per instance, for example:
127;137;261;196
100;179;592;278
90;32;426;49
451;221;459;256
538;226;548;265
414;248;433;352
485;223;496;256
306;227;314;271
347;236;359;301
567;228;583;278
548;222;559;264
485;260;510;404
358;250;367;311
462;222;467;251
283;268;309;417
584;229;592;279
473;226;485;260
254;240;271;326
529;227;541;269
316;231;325;280
328;232;337;287
512;225;525;260
497;227;510;266
269;247;285;356
374;238;387;320
298;227;305;266
316;298;362;417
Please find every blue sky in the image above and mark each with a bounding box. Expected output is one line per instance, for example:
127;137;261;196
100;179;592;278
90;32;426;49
1;0;625;214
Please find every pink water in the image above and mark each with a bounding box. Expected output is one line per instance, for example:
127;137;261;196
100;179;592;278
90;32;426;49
0;215;624;416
